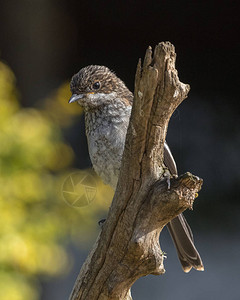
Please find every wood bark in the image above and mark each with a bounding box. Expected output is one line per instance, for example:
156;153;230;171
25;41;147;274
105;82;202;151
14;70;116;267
69;42;203;300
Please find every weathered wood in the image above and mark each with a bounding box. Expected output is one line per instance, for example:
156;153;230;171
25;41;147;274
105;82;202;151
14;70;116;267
69;42;202;300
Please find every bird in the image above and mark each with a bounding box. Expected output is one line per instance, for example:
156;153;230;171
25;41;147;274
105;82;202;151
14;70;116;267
69;65;204;273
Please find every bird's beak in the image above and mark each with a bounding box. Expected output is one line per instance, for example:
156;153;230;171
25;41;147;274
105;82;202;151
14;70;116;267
68;94;84;104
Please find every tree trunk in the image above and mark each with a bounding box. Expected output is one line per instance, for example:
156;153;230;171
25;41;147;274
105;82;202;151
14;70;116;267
69;42;203;300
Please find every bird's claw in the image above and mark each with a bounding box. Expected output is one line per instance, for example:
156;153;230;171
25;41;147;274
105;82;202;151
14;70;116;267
98;218;106;228
166;177;171;190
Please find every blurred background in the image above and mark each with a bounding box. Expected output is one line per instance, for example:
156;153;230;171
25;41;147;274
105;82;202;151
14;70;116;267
0;1;239;299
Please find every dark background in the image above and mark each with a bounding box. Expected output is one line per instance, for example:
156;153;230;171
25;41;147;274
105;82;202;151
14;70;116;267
1;1;239;299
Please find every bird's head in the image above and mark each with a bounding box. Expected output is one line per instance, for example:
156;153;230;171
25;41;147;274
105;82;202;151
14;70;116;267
69;65;132;111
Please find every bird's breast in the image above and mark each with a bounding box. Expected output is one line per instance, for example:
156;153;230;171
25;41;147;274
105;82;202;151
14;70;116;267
85;107;131;188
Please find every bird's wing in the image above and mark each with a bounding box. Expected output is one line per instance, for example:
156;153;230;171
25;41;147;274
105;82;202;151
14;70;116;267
164;142;204;272
163;142;178;176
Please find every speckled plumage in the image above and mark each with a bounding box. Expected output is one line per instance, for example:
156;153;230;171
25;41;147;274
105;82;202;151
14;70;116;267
70;65;133;187
69;65;204;273
85;99;131;187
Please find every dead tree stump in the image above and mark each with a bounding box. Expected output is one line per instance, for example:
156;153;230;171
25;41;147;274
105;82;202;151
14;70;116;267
69;42;203;300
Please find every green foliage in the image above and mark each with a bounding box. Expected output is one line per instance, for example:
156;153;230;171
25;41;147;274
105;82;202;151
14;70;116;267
0;61;113;299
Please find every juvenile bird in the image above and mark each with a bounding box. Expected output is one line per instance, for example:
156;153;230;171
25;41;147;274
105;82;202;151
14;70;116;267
69;65;204;272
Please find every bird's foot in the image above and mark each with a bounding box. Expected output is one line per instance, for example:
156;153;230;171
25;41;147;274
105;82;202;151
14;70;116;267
98;218;106;228
163;169;178;190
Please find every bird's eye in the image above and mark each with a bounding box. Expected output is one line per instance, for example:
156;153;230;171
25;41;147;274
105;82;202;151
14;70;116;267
92;81;101;90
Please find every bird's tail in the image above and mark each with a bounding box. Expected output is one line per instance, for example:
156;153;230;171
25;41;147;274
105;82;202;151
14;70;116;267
167;213;204;272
